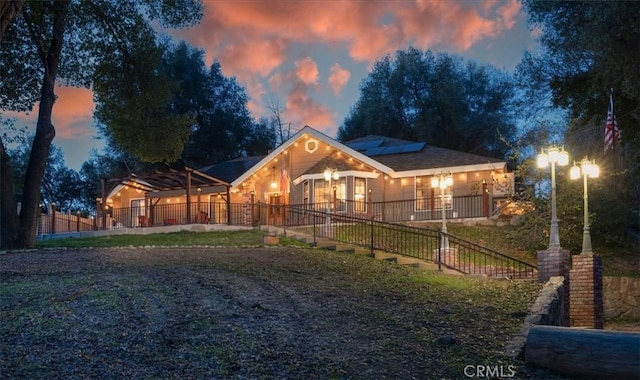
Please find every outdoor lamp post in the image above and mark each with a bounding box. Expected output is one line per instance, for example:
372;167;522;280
570;157;599;255
324;167;339;213
537;146;569;250
324;168;339;228
431;172;453;249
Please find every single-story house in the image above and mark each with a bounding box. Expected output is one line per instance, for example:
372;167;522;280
99;125;513;229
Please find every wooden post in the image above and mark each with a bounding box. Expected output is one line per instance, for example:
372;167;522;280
51;203;56;234
101;179;107;230
525;325;640;379
186;171;192;224
226;186;232;225
93;199;99;230
482;180;490;217
250;191;256;226
76;211;80;232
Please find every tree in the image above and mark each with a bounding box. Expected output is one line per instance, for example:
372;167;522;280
168;45;275;166
93;36;194;163
0;0;203;249
518;1;640;248
266;95;292;146
0;0;25;42
338;47;518;159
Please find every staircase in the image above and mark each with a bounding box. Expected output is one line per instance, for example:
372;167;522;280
260;225;464;275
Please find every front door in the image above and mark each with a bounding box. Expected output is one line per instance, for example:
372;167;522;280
268;194;282;225
131;199;145;227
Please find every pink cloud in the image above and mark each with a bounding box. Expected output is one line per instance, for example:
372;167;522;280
170;0;524;134
284;85;335;130
295;57;319;86
218;37;287;78
182;1;523;66
497;0;521;30
328;64;351;95
398;1;508;52
51;86;95;139
5;86;94;140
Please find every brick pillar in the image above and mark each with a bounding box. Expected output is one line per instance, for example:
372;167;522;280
536;248;570;282
570;254;604;329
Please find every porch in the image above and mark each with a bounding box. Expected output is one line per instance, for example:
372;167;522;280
36;193;494;237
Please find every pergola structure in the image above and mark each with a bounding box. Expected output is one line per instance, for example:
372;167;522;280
99;166;231;229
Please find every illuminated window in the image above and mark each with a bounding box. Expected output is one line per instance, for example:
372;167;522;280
354;177;366;212
415;176;431;210
314;178;345;211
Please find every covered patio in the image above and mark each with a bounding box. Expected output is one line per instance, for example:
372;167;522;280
97;166;231;230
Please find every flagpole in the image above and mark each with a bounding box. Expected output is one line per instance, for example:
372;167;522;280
611;88;617;191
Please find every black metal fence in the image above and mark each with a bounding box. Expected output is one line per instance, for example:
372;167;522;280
93;194;488;230
42;196;535;278
100;202;249;229
254;195;488;226
265;204;537;279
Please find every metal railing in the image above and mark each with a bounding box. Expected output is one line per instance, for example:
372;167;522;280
99;202;249;229
253;195;489;226
269;204;537;279
41;196;535;278
92;194;488;230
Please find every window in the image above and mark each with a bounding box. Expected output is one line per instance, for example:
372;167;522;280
415;176;430;210
354;177;366;212
434;188;453;210
314;178;346;212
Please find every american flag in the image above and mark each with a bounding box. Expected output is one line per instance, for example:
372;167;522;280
604;91;621;152
280;155;289;203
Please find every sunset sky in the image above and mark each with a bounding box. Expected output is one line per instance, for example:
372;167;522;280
8;0;538;170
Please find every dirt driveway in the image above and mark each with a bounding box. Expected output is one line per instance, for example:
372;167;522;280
1;246;564;379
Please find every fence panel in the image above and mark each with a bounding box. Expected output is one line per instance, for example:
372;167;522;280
39;212;96;234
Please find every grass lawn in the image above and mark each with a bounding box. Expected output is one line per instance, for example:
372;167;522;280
1;245;568;379
35;230;268;249
35;225;639;277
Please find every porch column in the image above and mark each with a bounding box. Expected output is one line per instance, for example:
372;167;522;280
186;171;192;224
101;179;107;230
482;180;490;217
226;186;232;225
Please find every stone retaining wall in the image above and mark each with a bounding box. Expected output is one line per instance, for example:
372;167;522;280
604;276;640;320
506;276;568;358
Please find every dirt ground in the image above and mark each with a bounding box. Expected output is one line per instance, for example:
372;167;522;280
1;246;569;379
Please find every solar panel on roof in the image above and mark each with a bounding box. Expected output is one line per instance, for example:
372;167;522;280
400;142;425;153
359;139;384;149
364;147;386;156
380;145;403;155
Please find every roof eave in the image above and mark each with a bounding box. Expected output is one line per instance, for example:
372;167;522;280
230;126;397;187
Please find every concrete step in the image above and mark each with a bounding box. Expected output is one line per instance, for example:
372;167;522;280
374;251;399;263
354;247;374;256
329;244;356;253
261;225;462;274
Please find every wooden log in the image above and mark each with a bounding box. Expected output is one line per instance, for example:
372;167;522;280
524;325;640;379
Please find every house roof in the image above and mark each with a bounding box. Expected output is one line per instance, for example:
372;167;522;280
200;156;265;183
105;165;230;199
209;126;506;188
343;134;505;174
230;126;395;187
